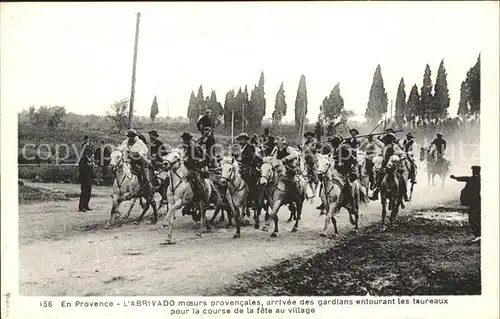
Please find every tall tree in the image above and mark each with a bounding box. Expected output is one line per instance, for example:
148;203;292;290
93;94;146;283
322;83;345;124
210;90;217;102
187;91;196;123
224;89;236;130
457;81;469;118
433;59;450;121
420;64;434;123
466;54;480;117
365;65;388;125
406;84;420;127
314;113;324;141
394;78;406;128
107;98;129;133
194;85;205;122
294;75;308;129
150;95;159;122
251;71;266;130
272;82;287;126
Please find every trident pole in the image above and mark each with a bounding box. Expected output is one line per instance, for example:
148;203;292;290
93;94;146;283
128;12;141;129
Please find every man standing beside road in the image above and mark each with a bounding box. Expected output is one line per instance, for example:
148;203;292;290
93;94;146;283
451;166;481;243
78;147;95;212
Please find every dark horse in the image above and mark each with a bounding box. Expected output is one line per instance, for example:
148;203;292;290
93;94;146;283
420;147;450;188
379;155;409;228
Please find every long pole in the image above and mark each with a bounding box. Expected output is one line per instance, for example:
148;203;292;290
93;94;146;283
242;104;245;133
231;109;235;144
128;12;141;129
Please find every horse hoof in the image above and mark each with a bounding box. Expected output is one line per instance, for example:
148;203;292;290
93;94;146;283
254;223;260;230
122;215;129;220
270;232;278;238
134;220;141;225
160;240;175;246
286;219;292;223
148;220;157;225
104;223;111;229
291;228;297;233
262;226;268;232
233;234;240;239
196;232;203;237
319;233;327;237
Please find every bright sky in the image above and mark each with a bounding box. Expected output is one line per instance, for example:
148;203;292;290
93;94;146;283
1;2;496;122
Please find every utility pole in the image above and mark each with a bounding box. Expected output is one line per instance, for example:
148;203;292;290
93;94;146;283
128;12;141;129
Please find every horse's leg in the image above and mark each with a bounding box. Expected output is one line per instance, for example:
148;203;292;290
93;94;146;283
210;206;220;225
291;197;304;232
287;203;296;223
254;204;261;229
381;194;387;229
123;198;137;219
106;195;121;228
389;194;399;227
161;199;183;244
197;201;210;235
135;193;153;225
150;195;158;224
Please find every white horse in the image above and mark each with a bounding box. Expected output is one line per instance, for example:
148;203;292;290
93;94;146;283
105;150;158;228
219;156;250;238
160;148;212;244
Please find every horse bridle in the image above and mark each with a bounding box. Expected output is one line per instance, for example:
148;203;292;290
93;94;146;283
164;156;188;195
110;154;131;190
219;162;246;194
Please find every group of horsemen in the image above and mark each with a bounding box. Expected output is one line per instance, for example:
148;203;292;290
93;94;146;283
117;108;449;211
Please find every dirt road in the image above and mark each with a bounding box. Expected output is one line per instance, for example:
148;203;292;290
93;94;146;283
18;180;465;296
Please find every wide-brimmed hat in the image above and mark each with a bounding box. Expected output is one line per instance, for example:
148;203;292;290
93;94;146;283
349;128;359;135
436;132;443;137
382;133;396;141
236;132;250;141
303;132;316;138
148;130;159;137
181;132;193;140
126;129;138;137
406;132;414;138
471;165;481;172
385;128;395;133
204;108;212;113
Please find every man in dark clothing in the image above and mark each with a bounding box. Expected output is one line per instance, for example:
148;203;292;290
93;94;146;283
78;147;94;212
81;135;94;156
199;127;216;168
451;166;481;243
345;128;360;151
262;128;271;143
303;132;319;184
196;109;213;134
263;135;276;156
181;132;208;205
429;132;447;161
236;133;258;186
148;130;166;191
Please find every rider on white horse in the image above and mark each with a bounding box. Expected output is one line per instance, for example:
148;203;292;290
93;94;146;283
118;129;152;193
401;132;418;184
370;132;406;201
273;137;302;193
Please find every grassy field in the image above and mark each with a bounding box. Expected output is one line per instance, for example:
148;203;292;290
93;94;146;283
220;205;480;296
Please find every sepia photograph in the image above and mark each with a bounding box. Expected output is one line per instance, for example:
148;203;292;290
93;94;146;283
1;2;499;316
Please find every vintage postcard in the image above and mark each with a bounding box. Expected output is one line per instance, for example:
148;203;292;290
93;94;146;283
1;2;499;319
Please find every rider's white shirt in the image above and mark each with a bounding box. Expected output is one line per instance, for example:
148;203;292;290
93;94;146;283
118;137;148;158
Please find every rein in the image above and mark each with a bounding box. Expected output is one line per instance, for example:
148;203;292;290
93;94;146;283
220;164;246;195
261;162;286;201
167;158;189;195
